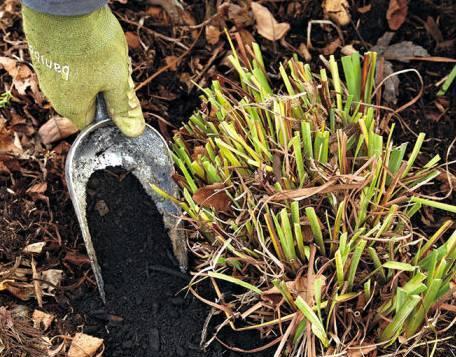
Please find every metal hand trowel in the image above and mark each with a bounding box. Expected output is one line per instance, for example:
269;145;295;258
65;94;187;303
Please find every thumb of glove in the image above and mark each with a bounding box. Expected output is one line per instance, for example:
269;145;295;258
103;60;145;137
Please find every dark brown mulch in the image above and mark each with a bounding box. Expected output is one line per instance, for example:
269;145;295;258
0;0;455;355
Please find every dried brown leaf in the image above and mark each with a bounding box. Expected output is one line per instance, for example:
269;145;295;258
347;343;377;357
125;31;141;49
322;37;342;55
251;2;290;41
383;41;429;62
146;6;163;18
238;29;255;49
26;183;48;203
193;183;231;212
219;3;252;28
68;333;104;357
386;0;408;31
32;310;54;331
64;251;91;266
38;115;79;145
39;269;63;294
357;4;372;13
206;25;221;45
0;129;23;156
23;242;46;254
164;56;179;71
323;0;351;26
0;57;43;101
6;282;35;301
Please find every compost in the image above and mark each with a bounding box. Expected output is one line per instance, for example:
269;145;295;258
73;167;273;357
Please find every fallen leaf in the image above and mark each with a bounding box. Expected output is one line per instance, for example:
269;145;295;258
0;279;15;291
6;282;35;301
38;115;79;145
125;31;141;49
164;56;179;71
64;251;91;266
323;0;351;26
32;310;54;331
384;41;429;62
193;183;231;212
238;29;255;49
206;25;221;45
219;3;252;28
347;343;377;357
26;183;48;202
181;10;198;39
26;182;47;195
322;37;342;55
23;242;46;254
0;57;43;102
251;2;290;41
372;32;430;63
68;333;104;357
0;56;17;75
39;269;63;294
386;0;408;31
148;0;183;24
0;129;23;155
357;4;372;13
146;6;163;18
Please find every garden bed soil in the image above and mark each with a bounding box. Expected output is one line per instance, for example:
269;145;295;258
73;168;273;357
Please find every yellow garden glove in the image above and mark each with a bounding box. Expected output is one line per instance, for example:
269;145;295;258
22;5;145;137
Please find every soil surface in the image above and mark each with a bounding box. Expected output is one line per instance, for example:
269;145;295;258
73;167;273;357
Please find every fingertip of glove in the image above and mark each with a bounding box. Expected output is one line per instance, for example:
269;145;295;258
116;117;146;138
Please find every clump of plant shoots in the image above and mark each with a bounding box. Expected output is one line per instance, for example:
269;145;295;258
153;44;456;356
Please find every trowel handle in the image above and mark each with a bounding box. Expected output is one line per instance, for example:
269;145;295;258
95;93;110;123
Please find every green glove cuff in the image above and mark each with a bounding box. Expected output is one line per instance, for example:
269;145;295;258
22;5;145;137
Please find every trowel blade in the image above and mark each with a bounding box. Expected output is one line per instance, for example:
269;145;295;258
65;120;187;303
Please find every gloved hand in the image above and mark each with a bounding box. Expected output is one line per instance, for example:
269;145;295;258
22;5;145;137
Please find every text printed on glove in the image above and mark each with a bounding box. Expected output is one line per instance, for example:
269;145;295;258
28;45;70;81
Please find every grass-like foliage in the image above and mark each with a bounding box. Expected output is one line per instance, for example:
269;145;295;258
153;44;456;355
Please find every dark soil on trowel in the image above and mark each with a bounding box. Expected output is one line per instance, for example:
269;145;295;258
71;167;274;357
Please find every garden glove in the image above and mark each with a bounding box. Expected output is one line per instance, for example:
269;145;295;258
21;5;145;137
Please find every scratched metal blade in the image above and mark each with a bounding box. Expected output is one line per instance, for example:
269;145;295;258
65;120;186;303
